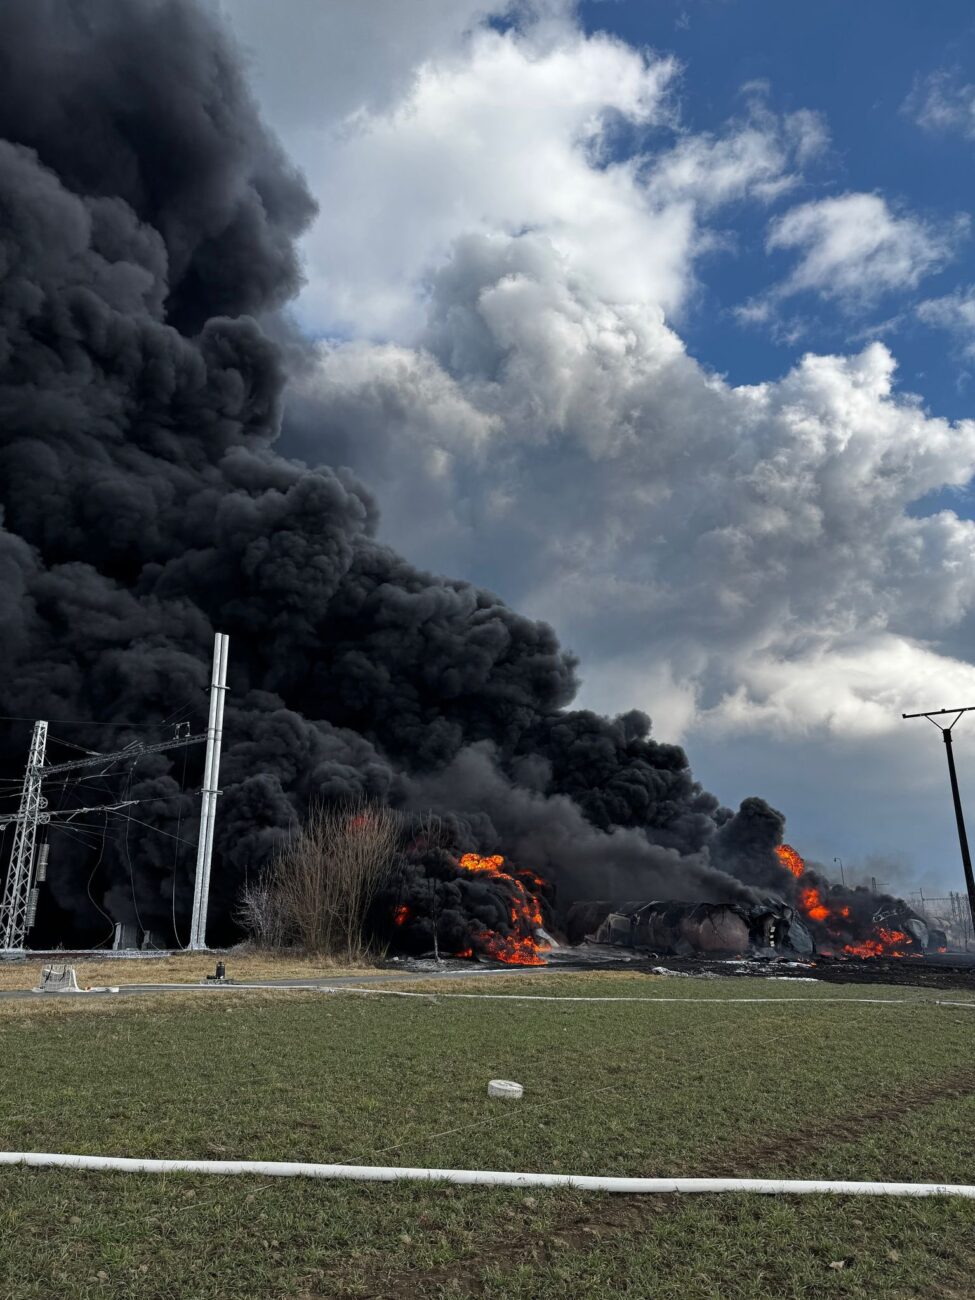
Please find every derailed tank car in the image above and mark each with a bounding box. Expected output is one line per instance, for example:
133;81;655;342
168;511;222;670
571;899;813;958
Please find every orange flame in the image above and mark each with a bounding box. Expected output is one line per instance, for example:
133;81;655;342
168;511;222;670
842;928;913;959
798;884;829;923
392;904;410;927
777;843;920;958
776;844;805;878
457;852;550;966
459;853;506;874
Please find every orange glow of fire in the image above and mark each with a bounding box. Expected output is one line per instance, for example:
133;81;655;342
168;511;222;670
392;904;410;927
457;852;550;966
776;843;919;958
459;853;506;875
842;928;913;959
776;844;805;878
799;885;829;923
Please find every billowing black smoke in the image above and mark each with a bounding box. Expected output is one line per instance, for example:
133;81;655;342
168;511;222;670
0;0;788;953
711;797;787;891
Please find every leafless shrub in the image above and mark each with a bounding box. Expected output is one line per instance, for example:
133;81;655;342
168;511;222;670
237;799;401;959
234;873;287;950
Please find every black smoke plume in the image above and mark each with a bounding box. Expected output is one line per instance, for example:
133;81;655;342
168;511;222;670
0;0;792;953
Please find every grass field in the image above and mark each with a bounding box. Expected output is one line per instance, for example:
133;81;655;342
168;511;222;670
0;949;378;991
1;972;974;1298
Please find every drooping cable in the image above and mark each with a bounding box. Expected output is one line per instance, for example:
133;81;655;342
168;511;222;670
81;812;115;947
119;767;145;937
105;809;197;849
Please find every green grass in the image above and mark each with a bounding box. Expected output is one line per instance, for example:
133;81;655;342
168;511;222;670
1;973;974;1298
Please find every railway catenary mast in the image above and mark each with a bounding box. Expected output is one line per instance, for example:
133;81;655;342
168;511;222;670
0;633;229;953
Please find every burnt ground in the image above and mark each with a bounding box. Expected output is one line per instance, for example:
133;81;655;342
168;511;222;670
770;954;975;992
401;943;975;992
640;951;975;992
390;943;975;991
551;949;975;992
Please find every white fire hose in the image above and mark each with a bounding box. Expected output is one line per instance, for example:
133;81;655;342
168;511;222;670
10;987;971;1196
1;1152;973;1196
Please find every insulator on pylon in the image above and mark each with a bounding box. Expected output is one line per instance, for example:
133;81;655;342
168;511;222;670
25;888;39;927
35;843;49;882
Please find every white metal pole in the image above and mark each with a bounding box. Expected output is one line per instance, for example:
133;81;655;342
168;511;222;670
196;633;228;950
189;634;229;950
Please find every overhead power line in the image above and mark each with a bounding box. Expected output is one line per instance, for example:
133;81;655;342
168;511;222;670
0;632;230;953
104;809;199;851
39;729;204;779
902;705;975;934
0;714;198;728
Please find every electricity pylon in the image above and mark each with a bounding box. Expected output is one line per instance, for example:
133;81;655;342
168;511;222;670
0;632;229;953
0;720;48;950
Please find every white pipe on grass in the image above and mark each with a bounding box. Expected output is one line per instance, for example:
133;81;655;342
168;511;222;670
1;1152;973;1196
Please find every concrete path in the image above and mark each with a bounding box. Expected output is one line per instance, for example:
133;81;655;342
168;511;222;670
0;965;546;1002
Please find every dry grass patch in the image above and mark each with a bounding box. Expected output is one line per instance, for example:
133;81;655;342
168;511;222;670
0;949;381;992
0;987;328;1022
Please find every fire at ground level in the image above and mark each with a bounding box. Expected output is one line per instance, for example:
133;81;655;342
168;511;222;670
386;843;957;969
566;897;947;961
385;946;975;993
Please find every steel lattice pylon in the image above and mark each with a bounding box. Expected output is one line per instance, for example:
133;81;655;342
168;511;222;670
0;720;48;951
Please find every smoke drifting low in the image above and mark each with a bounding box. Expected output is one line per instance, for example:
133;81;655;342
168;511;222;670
1;0;787;949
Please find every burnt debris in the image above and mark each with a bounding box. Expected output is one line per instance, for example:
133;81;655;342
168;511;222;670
573;895;943;960
585;898;813;958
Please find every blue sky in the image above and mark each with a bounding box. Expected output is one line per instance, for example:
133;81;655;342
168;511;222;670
224;0;975;897
580;0;975;420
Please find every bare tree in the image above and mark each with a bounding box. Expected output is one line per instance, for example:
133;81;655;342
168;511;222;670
234;872;286;950
239;799;401;959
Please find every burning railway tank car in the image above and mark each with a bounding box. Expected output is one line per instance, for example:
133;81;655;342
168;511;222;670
383;834;945;966
568;898;814;958
563;841;945;961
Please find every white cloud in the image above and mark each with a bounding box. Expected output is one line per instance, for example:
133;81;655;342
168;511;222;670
292;230;975;747
904;69;975;139
292;24;684;337
702;635;975;738
918;285;975;357
301;26;691;340
221;3;823;341
234;4;975;751
764;192;963;306
643;105;826;210
217;0;538;125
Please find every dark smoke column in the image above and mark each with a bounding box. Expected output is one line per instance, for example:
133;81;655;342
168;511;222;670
0;0;787;947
